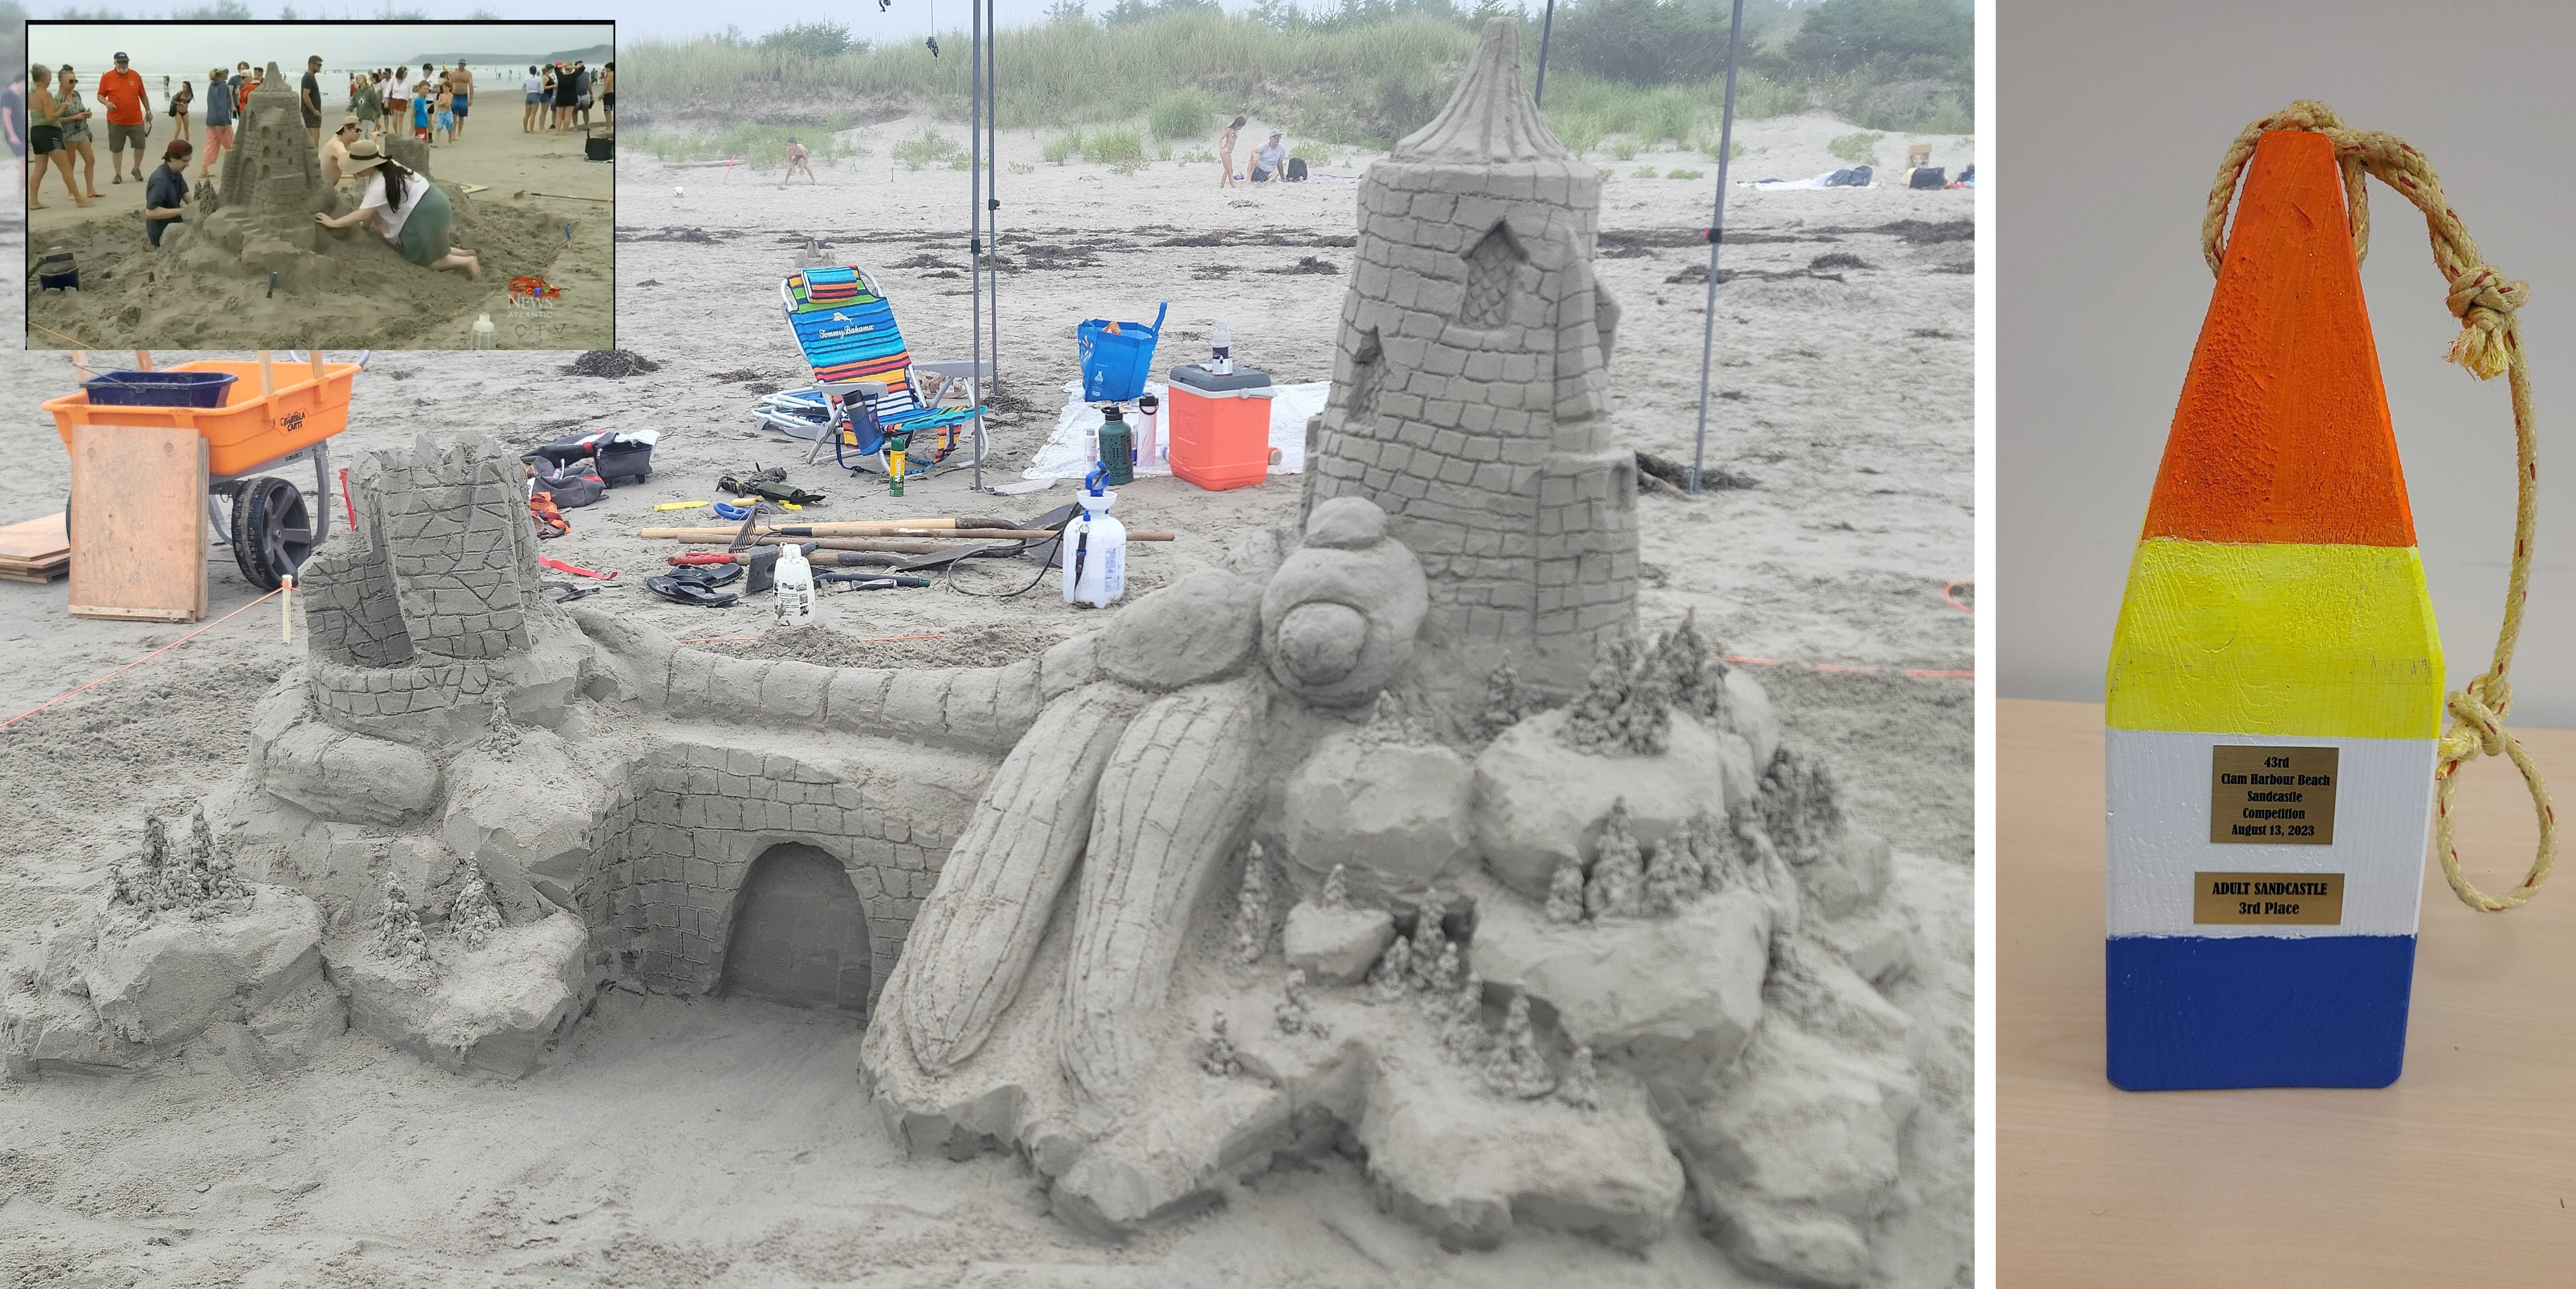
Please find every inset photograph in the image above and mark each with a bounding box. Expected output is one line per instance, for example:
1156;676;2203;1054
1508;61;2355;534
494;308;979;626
24;20;613;350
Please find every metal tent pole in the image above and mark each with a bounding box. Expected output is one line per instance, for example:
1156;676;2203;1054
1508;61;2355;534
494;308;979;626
970;0;986;492
985;0;1000;490
1688;0;1746;494
1533;0;1558;106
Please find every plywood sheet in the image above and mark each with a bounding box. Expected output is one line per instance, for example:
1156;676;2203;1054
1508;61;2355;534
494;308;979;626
0;512;69;563
68;424;205;622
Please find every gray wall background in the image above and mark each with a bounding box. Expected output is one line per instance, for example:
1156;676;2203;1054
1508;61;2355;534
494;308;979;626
2001;0;2576;726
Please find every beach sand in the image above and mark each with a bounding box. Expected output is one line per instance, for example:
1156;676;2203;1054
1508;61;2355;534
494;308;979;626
0;110;1973;1287
24;106;615;351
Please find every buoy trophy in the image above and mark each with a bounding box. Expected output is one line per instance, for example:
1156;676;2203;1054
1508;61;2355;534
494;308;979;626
2105;129;2444;1090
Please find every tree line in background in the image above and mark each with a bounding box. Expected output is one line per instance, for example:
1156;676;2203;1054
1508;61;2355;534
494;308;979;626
640;0;1969;157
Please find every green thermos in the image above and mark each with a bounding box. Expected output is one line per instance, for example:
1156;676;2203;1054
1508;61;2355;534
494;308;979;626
1097;404;1135;485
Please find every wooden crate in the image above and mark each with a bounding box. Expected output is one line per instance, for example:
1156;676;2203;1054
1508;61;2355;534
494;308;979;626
68;424;207;622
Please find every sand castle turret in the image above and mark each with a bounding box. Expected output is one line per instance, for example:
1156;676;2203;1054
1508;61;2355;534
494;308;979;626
1307;18;1636;693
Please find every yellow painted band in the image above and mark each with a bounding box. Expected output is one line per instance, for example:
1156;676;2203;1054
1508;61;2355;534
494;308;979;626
2106;538;2444;738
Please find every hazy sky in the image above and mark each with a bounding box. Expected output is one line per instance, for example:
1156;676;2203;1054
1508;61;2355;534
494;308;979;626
26;22;613;71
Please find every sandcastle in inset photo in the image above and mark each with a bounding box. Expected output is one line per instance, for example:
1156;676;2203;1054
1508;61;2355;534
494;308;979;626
4;24;1937;1287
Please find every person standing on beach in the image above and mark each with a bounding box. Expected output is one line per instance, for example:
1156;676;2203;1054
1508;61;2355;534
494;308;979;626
447;61;472;141
1217;115;1243;187
168;80;192;143
785;137;817;183
600;62;613;128
572;62;593;129
385;67;409;137
300;55;324;145
522;65;542;132
55;68;100;200
198;65;232;176
351;71;380;139
410;78;433;144
434;77;455;146
551;62;575;132
25;66;87;209
142;138;190;247
97;51;149;184
5;71;24;198
231;62;250;117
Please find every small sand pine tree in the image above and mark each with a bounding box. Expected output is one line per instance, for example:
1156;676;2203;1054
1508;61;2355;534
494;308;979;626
371;885;432;966
1478;657;1531;741
1483;993;1558;1099
1441;970;1490;1061
481;700;521;754
1277;969;1328;1039
1369;934;1416;1004
1202;1010;1243;1076
1426;940;1462;1000
1759;746;1814;857
1546;858;1588;924
1321;863;1351;908
1687;805;1738;892
1584;799;1646;919
1802;758;1846;846
1656;609;1730;727
1229;841;1273;967
1558;1042;1602;1111
1643;837;1698;915
1408;889;1451;990
1561;632;1674;756
450;877;503;948
115;810;248;918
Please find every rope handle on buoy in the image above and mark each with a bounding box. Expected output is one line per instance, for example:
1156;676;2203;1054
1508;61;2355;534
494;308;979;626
2204;100;2553;912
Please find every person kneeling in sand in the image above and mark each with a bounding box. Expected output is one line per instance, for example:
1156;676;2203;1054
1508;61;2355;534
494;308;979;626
319;115;358;187
314;139;479;279
142;138;190;247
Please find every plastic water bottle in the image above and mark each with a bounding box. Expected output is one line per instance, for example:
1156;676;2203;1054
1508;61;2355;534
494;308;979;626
1062;470;1127;608
1210;322;1233;376
1137;393;1161;467
773;543;818;626
1097;404;1134;486
470;313;496;349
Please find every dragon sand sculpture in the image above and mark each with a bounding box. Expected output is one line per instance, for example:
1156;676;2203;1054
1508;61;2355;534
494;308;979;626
2;23;1927;1286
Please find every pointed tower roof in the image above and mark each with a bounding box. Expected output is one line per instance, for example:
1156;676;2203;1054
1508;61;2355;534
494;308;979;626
2142;129;2416;546
1394;18;1569;164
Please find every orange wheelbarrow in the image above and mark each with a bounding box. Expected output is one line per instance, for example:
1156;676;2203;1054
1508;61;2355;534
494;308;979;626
44;349;367;589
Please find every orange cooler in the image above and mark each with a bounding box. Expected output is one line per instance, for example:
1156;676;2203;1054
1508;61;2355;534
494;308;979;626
1167;363;1273;491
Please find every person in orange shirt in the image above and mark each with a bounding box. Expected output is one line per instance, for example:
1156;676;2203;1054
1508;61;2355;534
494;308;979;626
95;50;150;185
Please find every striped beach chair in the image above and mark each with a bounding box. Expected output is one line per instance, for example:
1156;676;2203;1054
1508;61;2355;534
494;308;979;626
764;265;989;479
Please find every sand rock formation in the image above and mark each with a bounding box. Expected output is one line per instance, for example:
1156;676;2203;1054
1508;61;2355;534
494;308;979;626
91;18;1948;1284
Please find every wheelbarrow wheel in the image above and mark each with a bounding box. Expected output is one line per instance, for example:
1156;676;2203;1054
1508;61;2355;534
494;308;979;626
231;476;314;591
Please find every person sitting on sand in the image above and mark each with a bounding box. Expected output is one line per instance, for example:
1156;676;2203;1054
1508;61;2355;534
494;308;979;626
1249;130;1285;183
142;138;190;247
25;65;91;210
319;115;358;187
314;138;479;278
1217;115;1243;188
522;65;542;133
785;137;817;184
198;67;232;175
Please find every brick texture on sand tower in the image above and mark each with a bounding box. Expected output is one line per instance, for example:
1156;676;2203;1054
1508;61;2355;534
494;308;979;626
1305;18;1637;693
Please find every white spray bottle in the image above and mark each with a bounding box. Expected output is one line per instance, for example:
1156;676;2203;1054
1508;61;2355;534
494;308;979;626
1210;320;1233;376
773;543;819;626
1061;466;1128;608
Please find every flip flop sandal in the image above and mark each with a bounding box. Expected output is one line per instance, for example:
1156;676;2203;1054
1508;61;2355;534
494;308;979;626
646;575;736;608
670;563;743;589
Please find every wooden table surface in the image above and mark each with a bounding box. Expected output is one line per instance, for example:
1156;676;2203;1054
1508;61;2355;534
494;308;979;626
2000;698;2576;1286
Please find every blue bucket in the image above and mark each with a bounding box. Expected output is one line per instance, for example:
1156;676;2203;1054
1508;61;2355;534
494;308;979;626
82;370;239;408
1078;302;1168;403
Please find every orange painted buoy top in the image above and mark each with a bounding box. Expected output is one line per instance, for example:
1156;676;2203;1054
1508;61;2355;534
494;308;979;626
2141;129;2418;548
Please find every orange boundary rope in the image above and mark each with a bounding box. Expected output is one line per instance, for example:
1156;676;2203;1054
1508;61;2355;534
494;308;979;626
1;589;282;729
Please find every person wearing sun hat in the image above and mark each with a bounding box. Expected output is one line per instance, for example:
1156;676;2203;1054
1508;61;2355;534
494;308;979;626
314;137;480;278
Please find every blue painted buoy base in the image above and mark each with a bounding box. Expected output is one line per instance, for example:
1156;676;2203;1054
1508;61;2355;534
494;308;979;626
2105;934;2416;1090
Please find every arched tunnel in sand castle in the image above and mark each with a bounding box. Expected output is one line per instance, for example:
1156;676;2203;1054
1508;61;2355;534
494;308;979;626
1;24;1932;1287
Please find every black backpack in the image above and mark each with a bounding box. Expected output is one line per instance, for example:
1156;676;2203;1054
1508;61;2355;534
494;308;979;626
1285;156;1307;182
1909;166;1947;190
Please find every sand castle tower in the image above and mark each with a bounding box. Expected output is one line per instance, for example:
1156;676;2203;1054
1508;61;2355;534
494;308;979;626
1307;18;1636;693
214;63;325;244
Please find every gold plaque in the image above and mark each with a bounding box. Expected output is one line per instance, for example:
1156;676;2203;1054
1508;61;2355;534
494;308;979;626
2193;871;2345;925
2209;745;2338;845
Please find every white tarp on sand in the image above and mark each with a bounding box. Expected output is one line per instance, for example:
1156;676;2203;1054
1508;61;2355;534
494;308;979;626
1024;379;1332;481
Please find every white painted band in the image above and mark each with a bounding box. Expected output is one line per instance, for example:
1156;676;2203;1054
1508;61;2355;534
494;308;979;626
2106;729;2436;938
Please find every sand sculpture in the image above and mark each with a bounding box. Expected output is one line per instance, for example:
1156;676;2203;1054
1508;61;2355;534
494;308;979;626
162;60;435;291
2;22;1928;1286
